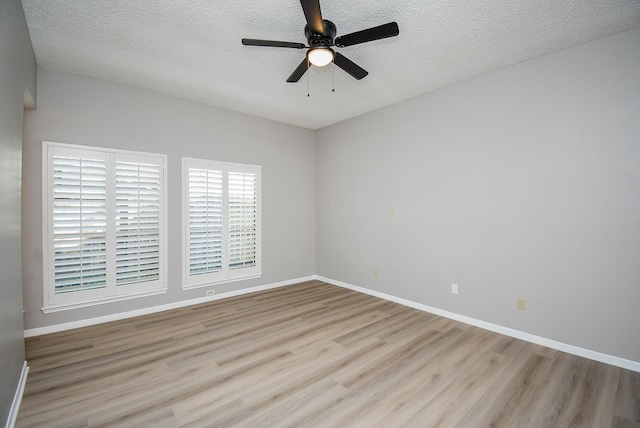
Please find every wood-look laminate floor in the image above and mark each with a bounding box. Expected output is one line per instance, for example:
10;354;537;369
18;280;640;427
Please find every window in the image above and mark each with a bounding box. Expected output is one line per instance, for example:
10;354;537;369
42;142;167;312
182;158;261;289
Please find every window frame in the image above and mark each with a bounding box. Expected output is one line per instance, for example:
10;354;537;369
42;141;168;312
181;157;262;290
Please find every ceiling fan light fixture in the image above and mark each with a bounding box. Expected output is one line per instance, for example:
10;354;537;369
307;47;334;67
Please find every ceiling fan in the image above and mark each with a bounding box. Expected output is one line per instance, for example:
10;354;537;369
241;0;399;82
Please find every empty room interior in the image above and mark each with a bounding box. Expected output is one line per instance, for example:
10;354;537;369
2;0;640;426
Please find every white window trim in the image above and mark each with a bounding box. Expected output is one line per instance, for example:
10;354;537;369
181;157;262;290
41;141;168;312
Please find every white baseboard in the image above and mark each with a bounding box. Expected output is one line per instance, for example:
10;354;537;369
5;361;28;428
317;276;640;373
24;276;316;338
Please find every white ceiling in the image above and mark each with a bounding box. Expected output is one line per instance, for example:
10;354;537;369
22;0;640;130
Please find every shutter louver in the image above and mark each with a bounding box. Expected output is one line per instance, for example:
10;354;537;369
52;156;107;294
228;171;257;270
188;168;223;275
115;160;161;286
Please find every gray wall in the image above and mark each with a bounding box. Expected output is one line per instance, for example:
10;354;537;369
316;28;640;362
0;0;36;422
22;69;316;329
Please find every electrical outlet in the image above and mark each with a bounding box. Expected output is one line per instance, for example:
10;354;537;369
390;208;396;217
451;283;458;295
373;269;379;277
517;298;526;310
206;290;215;296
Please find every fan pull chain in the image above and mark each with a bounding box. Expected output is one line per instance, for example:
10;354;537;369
307;59;310;97
331;61;335;93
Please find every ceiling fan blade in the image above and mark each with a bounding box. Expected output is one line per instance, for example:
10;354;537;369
334;22;399;47
286;58;309;82
300;0;324;35
242;39;306;49
333;52;368;80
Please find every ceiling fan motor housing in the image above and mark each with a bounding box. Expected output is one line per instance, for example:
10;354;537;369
305;19;336;47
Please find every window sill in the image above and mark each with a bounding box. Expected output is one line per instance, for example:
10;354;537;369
42;287;168;313
181;273;262;291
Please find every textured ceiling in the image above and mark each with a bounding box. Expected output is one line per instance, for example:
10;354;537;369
22;0;640;130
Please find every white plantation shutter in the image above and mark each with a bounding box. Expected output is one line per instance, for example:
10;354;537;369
44;142;167;311
52;153;108;294
183;159;261;289
228;171;258;270
115;160;161;286
188;168;223;276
